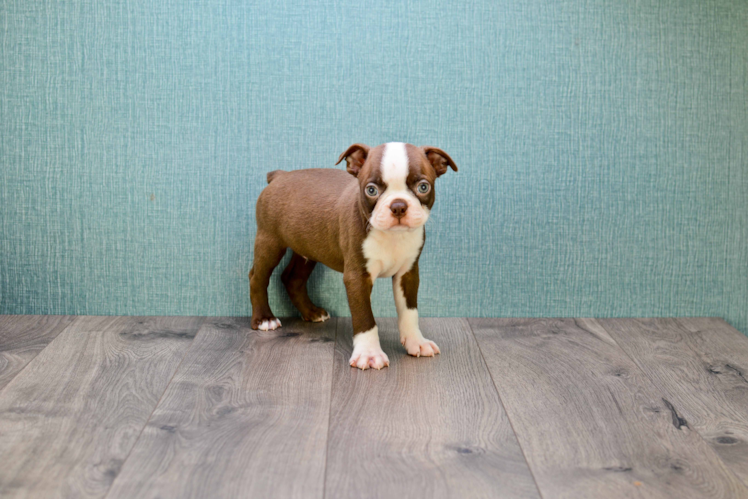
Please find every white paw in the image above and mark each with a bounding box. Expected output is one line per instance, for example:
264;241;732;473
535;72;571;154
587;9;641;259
349;327;389;370
311;311;330;323
401;336;440;357
258;318;282;331
349;347;389;370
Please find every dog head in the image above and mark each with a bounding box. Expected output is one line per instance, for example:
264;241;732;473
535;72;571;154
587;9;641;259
336;142;458;232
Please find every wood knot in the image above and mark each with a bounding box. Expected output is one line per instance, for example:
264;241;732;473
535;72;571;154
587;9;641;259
715;436;739;445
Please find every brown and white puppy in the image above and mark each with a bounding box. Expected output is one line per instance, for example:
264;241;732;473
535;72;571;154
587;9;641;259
249;142;457;370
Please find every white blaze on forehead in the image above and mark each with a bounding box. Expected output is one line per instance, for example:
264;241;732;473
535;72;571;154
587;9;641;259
380;142;409;190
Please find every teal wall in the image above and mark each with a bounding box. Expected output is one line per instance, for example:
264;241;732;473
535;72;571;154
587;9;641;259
2;1;747;334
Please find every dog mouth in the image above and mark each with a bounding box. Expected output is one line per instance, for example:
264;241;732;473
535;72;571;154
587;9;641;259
368;218;417;232
383;218;424;231
368;204;429;231
388;222;415;232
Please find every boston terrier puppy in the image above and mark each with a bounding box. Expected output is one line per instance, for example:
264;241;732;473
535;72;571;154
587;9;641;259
249;142;457;370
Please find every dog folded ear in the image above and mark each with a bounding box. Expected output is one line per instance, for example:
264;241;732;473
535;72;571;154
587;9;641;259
336;143;370;177
421;146;458;177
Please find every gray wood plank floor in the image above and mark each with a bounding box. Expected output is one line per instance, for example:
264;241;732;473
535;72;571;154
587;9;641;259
0;315;75;391
326;318;539;499
0;316;203;498
469;318;748;498
0;315;747;498
598;318;748;486
107;317;336;499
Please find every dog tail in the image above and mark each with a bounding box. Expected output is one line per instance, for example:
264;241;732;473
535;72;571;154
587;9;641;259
266;170;285;184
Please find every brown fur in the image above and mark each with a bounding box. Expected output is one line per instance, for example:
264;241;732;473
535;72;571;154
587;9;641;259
266;170;284;184
399;259;420;310
249;143;456;335
281;252;327;321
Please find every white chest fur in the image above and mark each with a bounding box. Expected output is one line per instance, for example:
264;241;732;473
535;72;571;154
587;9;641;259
362;226;424;280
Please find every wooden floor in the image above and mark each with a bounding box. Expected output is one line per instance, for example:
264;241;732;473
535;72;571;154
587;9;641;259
1;316;748;498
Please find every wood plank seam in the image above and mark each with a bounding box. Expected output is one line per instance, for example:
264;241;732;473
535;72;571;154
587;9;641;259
322;317;340;499
0;315;79;398
465;318;543;499
101;316;207;499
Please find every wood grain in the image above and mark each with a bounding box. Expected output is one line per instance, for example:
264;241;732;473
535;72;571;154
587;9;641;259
325;317;539;499
0;315;76;391
0;315;203;498
470;318;748;498
107;317;337;499
597;317;748;487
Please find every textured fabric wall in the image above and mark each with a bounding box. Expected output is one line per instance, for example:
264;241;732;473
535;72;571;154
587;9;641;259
1;1;747;333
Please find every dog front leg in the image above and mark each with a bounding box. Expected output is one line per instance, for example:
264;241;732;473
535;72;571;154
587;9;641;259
344;271;389;370
393;264;440;357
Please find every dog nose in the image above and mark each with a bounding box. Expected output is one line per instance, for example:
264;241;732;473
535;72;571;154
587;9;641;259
390;199;408;219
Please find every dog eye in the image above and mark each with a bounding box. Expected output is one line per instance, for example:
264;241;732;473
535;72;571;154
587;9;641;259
417;181;431;194
365;184;379;197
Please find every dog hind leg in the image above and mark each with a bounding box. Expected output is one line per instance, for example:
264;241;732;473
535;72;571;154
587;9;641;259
249;232;286;330
281;252;330;322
